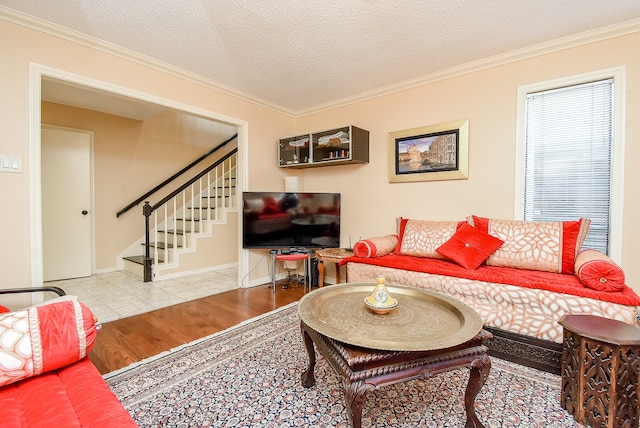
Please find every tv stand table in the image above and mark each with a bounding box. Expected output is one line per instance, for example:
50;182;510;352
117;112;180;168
270;249;311;293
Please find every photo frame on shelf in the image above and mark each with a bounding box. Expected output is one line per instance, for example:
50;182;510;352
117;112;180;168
388;119;469;183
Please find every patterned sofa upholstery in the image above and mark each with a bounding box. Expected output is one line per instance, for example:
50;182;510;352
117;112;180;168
343;216;640;373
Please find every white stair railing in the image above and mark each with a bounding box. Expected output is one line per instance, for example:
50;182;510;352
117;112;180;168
143;151;236;281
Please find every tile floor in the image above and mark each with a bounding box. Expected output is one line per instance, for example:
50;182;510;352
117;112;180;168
46;268;239;324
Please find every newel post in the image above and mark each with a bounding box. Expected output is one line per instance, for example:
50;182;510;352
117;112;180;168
143;201;153;282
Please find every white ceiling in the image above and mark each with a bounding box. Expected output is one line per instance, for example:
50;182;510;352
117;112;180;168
3;1;640;116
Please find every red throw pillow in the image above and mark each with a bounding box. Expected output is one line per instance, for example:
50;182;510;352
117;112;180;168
436;223;504;269
262;197;280;214
575;249;625;292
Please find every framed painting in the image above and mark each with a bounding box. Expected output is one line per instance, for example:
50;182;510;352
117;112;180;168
388;119;469;183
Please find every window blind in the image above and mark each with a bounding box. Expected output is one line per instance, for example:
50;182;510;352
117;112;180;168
524;79;613;254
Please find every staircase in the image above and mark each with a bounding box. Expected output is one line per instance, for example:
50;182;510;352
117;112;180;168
121;150;237;281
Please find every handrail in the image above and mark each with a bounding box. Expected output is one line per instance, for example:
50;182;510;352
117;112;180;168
116;133;237;217
142;148;237;282
150;149;236;212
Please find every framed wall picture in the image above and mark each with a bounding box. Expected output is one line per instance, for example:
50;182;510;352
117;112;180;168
388;119;469;183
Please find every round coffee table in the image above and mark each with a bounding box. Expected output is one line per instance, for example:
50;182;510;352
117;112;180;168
298;282;491;428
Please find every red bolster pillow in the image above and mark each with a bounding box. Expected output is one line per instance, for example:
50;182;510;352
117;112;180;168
0;300;97;387
354;235;399;258
575;249;625;292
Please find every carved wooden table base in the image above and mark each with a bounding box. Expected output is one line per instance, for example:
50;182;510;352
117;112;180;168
559;314;640;428
300;320;492;428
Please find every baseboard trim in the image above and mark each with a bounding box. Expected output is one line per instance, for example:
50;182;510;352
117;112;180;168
483;326;563;375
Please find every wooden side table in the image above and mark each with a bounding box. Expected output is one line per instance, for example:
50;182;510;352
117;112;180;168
559;314;640;428
314;248;353;286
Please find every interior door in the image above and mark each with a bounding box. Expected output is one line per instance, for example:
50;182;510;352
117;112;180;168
41;126;92;281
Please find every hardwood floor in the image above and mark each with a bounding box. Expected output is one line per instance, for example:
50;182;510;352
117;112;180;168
89;283;308;375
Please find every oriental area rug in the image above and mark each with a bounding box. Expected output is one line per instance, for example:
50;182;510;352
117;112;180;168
105;303;582;427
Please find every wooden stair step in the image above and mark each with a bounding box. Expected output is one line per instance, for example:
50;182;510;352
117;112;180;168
145;242;181;250
123;255;164;265
157;229;188;235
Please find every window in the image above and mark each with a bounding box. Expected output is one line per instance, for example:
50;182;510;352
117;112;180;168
516;68;625;259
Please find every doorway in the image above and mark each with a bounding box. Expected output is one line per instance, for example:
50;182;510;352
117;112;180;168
29;66;248;288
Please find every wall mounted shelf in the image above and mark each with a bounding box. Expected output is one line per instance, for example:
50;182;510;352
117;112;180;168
278;125;369;169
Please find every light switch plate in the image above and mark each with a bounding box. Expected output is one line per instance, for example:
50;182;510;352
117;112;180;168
0;155;23;173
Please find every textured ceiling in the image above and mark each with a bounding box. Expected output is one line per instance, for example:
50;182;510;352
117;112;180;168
2;1;640;114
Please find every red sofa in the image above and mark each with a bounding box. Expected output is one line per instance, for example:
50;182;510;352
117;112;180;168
344;216;640;373
0;298;137;427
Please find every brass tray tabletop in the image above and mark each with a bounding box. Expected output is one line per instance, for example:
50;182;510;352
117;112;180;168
298;283;483;351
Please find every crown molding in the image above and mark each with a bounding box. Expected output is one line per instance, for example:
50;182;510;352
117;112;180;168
297;18;640;117
2;6;639;118
0;6;298;117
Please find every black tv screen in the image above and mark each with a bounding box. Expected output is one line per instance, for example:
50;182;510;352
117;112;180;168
242;192;340;249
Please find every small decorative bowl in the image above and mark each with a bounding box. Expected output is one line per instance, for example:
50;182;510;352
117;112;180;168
364;296;398;314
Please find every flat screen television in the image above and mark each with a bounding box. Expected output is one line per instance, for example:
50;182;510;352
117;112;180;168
242;192;340;249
